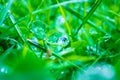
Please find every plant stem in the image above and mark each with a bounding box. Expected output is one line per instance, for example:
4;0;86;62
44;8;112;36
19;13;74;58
75;0;102;35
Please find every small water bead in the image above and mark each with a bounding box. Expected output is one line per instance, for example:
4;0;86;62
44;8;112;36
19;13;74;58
0;64;13;74
58;36;69;47
31;36;38;42
58;37;67;44
0;67;7;73
104;34;111;42
56;16;65;25
47;32;62;43
47;32;70;52
61;71;64;75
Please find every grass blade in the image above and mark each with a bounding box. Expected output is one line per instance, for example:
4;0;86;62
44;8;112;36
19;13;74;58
13;0;88;26
0;0;13;25
27;39;85;71
56;0;71;35
32;0;88;15
9;13;26;43
75;0;102;35
64;6;83;20
64;6;106;34
0;45;14;61
83;28;94;46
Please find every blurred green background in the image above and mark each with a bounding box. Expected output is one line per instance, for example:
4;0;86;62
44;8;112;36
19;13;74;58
0;0;120;80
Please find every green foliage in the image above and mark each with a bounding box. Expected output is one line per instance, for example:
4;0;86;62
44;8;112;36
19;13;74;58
0;0;120;80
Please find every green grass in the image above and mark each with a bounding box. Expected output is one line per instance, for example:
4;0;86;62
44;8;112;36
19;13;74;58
0;0;120;80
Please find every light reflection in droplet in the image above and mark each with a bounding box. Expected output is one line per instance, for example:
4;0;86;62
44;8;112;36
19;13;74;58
61;71;64;75
56;16;65;25
1;68;5;72
0;67;8;73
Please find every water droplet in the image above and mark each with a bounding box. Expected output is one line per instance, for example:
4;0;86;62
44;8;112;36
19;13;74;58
30;21;46;40
58;36;69;47
0;66;10;74
56;16;65;25
61;71;64;74
47;32;62;43
1;68;5;72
